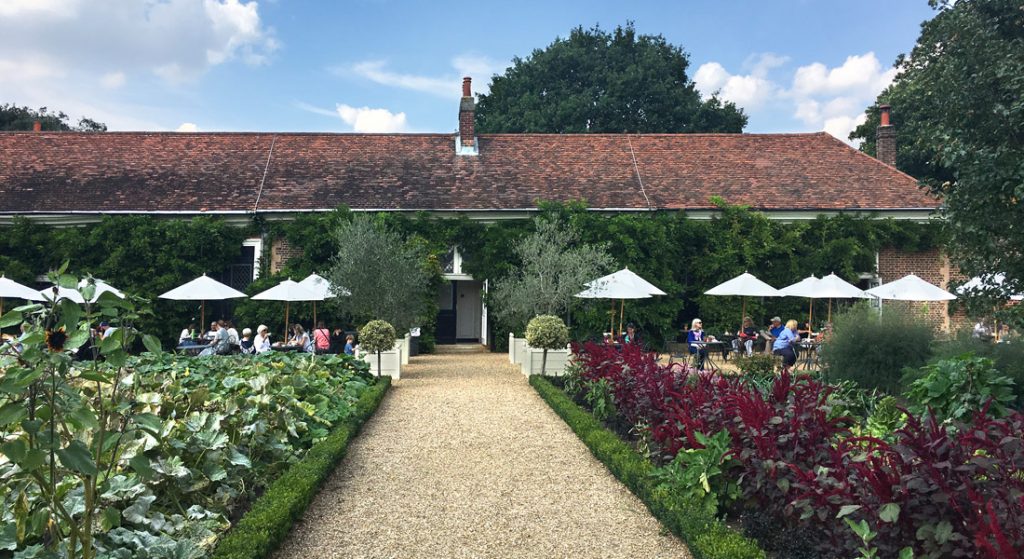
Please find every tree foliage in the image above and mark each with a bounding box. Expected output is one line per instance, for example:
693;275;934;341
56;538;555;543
489;217;615;333
850;0;1024;314
475;23;747;133
326;215;430;334
0;103;107;131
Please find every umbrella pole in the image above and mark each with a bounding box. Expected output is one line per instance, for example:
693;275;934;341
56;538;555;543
609;300;615;338
313;301;317;331
1;297;4;319
741;297;746;329
809;299;814;334
828;298;832;324
285;302;290;337
201;300;206;334
619;299;625;339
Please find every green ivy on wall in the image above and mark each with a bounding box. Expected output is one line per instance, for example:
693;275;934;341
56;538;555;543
0;203;943;350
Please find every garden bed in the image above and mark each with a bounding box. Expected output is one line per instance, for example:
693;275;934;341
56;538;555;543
0;346;387;559
561;342;1024;558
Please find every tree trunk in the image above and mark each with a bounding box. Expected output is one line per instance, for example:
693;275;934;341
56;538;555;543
541;348;548;376
376;351;382;378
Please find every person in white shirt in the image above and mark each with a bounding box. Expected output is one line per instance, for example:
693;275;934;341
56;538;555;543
226;321;239;347
99;322;117;340
253;324;272;354
179;322;195;345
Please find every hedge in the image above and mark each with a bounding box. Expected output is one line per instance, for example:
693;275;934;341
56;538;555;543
211;376;392;559
529;375;765;559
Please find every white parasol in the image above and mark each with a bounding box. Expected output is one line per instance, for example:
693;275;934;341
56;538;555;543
867;274;957;301
158;274;248;328
297;274;350;329
37;279;125;305
813;273;872;322
251;279;320;334
705;272;781;326
0;275;43;317
956;273;1022;301
576;268;666;337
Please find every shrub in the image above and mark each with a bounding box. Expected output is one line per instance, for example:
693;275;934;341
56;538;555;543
359;319;396;377
905;354;1015;423
650;429;740;517
932;329;1024;407
818;304;934;393
732;354;775;377
525;314;570;375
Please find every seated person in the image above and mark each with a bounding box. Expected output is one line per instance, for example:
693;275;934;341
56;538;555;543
276;324;313;352
817;322;834;343
798;321;813;338
179;322;196;345
764;317;784;355
686;318;716;370
736;316;759;357
253;325;272;354
239;328;255;354
199;321;231;356
772;319;801;369
623;324;639;345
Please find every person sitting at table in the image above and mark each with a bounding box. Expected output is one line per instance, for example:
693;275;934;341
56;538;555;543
798;321;813;338
239;328;254;354
737;316;759;357
254;325;271;354
344;334;356;355
764;317;784;355
623;324;639;345
204;321;217;341
225;320;239;349
179;322;196;345
279;324;312;352
687;318;715;370
199;321;231;356
772;319;801;370
313;321;331;354
816;322;834;343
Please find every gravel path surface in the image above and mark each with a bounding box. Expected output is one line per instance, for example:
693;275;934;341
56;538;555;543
274;347;690;559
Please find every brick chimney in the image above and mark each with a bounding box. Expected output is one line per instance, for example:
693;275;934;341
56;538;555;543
875;104;896;167
32;120;41;132
457;76;478;154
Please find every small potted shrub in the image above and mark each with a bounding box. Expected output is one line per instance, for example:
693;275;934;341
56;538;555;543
525;314;570;376
359;319;396;377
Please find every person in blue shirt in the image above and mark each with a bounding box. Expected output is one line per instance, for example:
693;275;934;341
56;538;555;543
344;334;356;355
772;319;801;369
764;316;784;355
687;318;715;370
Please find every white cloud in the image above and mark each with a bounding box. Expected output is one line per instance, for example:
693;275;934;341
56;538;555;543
100;71;126;89
694;53;787;110
336;104;408;133
0;0;277;129
694;51;896;144
176;122;199;132
339;54;506;99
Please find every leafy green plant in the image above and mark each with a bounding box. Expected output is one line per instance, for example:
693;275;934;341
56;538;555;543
358;320;396;378
650;430;740;517
865;396;907;439
525;314;570;376
906;353;1015;423
733;354;775;377
582;378;616;422
818;304;935;393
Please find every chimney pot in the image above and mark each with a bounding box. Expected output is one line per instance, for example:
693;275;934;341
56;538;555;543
875;104;897;167
462;77;472;98
32;120;41;132
879;104;891;127
458;76;476;152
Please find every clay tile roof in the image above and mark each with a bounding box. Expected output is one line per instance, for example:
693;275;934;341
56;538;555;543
0;130;939;215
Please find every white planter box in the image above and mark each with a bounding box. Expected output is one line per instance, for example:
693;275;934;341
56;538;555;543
520;344;572;376
509;334;528;365
394;334;411;365
357;347;402;379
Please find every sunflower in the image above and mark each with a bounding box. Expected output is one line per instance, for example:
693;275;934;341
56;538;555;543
46;327;67;352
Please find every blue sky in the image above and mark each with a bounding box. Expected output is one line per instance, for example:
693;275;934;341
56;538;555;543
0;1;935;143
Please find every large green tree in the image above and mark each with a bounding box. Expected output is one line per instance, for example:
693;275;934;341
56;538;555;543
0;104;106;131
475;23;747;133
850;0;1024;307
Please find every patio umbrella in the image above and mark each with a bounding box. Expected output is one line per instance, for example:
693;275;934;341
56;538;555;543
159;274;247;329
0;275;43;317
867;274;956;301
297;273;350;328
704;272;781;326
956;273;1022;301
576;268;666;338
251;279;320;334
779;276;821;331
813;273;872;322
37;279;125;305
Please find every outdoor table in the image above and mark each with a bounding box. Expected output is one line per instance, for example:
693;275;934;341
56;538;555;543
690;340;725;371
273;344;306;352
176;343;212;356
796;341;821;370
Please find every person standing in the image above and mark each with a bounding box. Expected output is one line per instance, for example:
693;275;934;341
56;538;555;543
344;334;355;356
772;319;801;370
313;321;331;354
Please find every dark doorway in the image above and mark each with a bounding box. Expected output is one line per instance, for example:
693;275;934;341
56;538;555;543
436;282;456;344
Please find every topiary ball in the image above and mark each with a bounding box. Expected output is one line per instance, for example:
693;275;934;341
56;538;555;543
525;314;570;350
359;320;396;354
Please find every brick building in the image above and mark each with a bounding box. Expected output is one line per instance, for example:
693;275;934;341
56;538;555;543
0;80;947;343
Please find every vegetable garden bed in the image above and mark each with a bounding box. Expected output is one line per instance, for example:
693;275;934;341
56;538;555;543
1;296;387;559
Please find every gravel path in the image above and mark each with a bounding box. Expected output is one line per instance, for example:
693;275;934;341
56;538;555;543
274;347;690;559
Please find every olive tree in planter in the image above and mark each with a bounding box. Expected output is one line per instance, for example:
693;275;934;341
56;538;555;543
360;319;396;378
525;314;570;376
